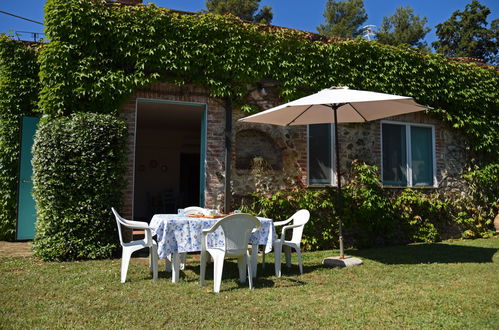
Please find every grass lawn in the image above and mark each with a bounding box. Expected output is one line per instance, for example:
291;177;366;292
1;237;498;328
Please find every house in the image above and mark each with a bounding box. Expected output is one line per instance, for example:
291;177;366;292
2;0;496;243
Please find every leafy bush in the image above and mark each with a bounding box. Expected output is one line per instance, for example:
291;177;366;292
32;113;128;261
240;188;337;251
447;163;499;238
0;36;40;240
342;161;398;248
394;189;449;242
242;161;498;251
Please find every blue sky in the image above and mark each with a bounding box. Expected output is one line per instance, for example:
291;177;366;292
1;0;497;47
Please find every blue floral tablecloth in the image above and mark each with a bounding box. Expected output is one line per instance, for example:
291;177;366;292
150;214;275;259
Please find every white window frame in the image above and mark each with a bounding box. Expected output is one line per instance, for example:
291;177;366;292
307;124;337;186
380;120;437;187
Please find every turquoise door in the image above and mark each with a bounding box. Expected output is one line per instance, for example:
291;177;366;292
16;116;39;240
199;106;207;207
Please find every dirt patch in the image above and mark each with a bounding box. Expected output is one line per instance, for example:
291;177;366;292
0;241;33;257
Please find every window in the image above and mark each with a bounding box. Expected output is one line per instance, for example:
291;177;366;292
308;124;335;185
381;122;435;187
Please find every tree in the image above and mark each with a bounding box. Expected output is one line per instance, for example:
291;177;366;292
432;0;498;63
376;6;430;50
317;0;368;38
205;0;273;24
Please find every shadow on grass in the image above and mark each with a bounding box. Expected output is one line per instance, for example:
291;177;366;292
346;243;498;265
158;259;316;289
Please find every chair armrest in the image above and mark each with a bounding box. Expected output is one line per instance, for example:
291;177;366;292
202;227;217;235
273;217;292;227
123;221;150;230
280;223;303;240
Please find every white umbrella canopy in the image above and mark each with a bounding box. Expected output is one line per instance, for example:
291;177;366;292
239;86;428;263
240;87;427;126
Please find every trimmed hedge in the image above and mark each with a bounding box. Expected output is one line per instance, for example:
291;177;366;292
32;113;128;261
0;36;40;240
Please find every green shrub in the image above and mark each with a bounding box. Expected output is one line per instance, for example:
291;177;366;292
447;163;499;238
394;189;449;243
32;113;128;261
0;36;40;240
242;161;498;250
342;161;398;248
240;188;337;251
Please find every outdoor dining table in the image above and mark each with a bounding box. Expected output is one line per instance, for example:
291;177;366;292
149;214;276;283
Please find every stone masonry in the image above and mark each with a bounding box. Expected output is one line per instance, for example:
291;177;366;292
120;82;468;218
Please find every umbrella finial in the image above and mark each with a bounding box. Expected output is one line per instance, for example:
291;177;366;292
329;86;349;90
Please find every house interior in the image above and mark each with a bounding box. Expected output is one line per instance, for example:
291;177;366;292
133;100;204;221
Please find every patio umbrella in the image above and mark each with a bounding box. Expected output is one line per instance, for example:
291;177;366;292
239;86;427;262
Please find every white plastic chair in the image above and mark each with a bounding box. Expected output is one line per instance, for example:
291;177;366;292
112;207;158;283
199;214;261;293
273;209;310;277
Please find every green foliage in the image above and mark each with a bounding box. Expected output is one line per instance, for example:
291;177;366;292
342;161;398;247
32;113;128;261
0;36;40;240
38;0;499;157
394;189;449;242
432;0;498;64
446;163;499;238
240;188;337;251
205;0;273;24
242;162;498;250
316;0;368;38
376;6;431;50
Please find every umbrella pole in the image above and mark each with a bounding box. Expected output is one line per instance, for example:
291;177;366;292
333;105;344;259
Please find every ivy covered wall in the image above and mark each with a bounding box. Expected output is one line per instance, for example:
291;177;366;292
0;36;40;240
1;0;498;246
39;0;498;157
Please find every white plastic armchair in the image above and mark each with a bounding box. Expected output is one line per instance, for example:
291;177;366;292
199;214;261;293
112;207;158;283
273;209;310;277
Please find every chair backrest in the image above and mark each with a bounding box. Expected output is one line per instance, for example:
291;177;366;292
184;206;206;215
289;209;310;244
210;214;261;255
111;207;127;246
111;207;151;246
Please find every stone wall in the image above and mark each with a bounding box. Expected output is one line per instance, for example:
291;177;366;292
335;111;468;191
120;82;469;218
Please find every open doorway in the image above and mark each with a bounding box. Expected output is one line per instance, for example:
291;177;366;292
133;99;206;221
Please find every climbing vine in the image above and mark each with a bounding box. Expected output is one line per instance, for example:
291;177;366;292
0;36;40;240
39;0;498;156
1;0;498;247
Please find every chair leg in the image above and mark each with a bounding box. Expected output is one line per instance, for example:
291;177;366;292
246;252;253;290
199;250;207;287
121;248;133;283
151;245;158;282
171;253;180;283
262;249;266;269
213;255;224;293
296;246;303;275
165;254;172;273
237;255;247;283
180;252;187;270
273;242;282;277
250;244;258;278
284;245;292;268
